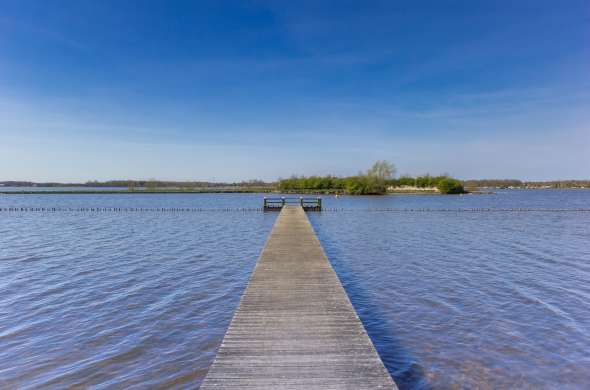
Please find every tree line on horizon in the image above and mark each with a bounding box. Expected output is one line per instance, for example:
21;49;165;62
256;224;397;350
462;179;590;188
2;175;588;192
0;179;273;189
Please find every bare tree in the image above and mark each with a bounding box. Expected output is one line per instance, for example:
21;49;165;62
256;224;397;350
366;160;396;180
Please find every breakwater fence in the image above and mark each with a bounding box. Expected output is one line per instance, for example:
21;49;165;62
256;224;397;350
1;207;589;213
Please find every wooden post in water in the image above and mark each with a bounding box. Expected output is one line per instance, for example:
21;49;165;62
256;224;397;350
201;206;397;389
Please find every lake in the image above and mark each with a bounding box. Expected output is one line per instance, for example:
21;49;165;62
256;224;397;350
1;190;589;389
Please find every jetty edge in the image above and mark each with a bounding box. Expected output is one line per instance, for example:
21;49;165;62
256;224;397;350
200;205;397;389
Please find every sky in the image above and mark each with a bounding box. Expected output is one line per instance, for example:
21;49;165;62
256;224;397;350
0;0;589;182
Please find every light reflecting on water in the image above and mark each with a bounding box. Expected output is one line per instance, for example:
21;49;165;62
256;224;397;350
1;190;589;389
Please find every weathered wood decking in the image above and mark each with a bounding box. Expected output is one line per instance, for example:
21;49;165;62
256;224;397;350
201;206;397;389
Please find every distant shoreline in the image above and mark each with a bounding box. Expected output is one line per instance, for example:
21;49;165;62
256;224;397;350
0;188;272;195
1;187;587;195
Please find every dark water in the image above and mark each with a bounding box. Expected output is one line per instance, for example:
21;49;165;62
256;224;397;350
1;191;589;389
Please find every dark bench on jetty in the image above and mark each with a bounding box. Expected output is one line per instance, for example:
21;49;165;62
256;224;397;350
263;197;322;211
200;205;397;390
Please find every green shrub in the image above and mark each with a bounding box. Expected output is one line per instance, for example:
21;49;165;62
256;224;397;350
343;176;386;195
437;178;465;194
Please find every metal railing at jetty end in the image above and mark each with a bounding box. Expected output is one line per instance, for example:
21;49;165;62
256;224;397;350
263;197;322;211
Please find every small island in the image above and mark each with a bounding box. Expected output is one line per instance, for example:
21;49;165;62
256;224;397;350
278;161;465;195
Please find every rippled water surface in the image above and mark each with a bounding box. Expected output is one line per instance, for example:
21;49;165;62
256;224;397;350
1;190;589;389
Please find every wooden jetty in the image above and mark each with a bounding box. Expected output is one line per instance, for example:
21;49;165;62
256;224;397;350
263;197;322;211
201;206;397;389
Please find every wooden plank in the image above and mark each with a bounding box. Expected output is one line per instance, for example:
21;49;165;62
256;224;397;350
201;206;397;389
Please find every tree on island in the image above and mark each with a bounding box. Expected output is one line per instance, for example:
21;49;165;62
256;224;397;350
366;160;396;180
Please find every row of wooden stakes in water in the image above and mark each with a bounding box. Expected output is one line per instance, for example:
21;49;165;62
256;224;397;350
1;207;588;213
0;207;265;212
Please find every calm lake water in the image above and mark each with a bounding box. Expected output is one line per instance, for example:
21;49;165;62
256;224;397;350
1;190;589;389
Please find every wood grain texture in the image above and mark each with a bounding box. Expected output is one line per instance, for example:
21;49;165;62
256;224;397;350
200;206;397;390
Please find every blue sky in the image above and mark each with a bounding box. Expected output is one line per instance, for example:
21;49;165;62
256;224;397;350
1;0;588;182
